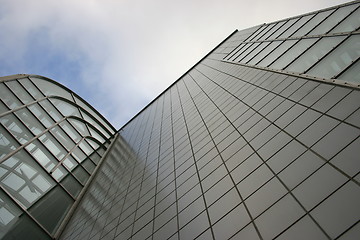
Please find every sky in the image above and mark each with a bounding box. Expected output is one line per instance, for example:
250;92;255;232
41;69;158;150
0;0;350;129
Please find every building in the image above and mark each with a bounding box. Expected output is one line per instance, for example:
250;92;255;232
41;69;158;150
1;1;360;239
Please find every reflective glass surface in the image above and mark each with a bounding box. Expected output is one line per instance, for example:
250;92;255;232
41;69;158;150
0;76;114;239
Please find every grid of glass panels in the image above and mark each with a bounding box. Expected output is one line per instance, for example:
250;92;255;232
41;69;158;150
61;49;360;239
0;75;115;239
224;1;360;85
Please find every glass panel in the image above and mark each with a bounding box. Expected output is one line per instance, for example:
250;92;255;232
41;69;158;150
82;111;110;138
89;127;106;143
71;147;87;163
0;189;51;239
89;152;101;165
74;96;115;134
253;24;274;41
49;98;80;118
86;138;99;150
0;84;22;110
247;41;282;65
337;59;360;84
307;35;360;79
278;15;313;38
79;140;93;155
242;42;271;64
311;181;360;239
68;119;89;136
309;4;358;35
1;113;33;144
286;36;346;73
19;78;43;100
25;140;59;172
50;126;75;151
258;22;285;41
271;18;298;39
60;121;82;143
51;164;67;182
247;25;268;41
82;158;96;173
39;99;63;121
73;166;89;185
0;150;55;208
5;80;33;104
14;108;44;136
29;185;73;234
292;10;334;37
330;7;360;33
0;125;19;160
62;155;77;171
60;174;82;198
39;133;67;160
257;40;298;67
28;104;54;128
269;38;318;70
227;43;246;60
0;101;8;113
0;189;22;238
236;43;261;62
30;77;73;101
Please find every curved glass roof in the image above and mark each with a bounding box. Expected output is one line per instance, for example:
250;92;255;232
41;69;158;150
0;74;116;238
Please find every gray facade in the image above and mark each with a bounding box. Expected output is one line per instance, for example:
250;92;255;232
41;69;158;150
1;1;360;239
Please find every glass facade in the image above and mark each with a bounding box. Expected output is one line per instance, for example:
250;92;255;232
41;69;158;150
0;75;115;239
225;1;360;85
1;1;360;240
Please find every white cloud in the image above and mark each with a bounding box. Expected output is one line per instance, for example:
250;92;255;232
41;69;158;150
0;0;350;128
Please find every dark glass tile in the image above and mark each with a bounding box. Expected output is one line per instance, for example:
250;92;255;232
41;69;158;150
311;181;360;239
212;204;250;240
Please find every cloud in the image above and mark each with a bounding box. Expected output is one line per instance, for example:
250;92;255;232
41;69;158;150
0;0;350;128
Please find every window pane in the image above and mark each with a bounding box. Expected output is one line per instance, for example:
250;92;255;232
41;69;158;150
30;77;73;101
278;15;313;39
50;126;75;151
82;111;110;138
19;78;43;100
271;18;298;40
14;108;44;136
236;42;261;62
248;41;282;65
258;40;298;67
1;113;33;144
292;10;333;37
0;150;55;208
29;185;73;234
25;140;59;172
258;22;285;41
28;104;54;128
74;96;115;135
0;189;51;239
309;4;358;35
60;174;82;198
307;35;360;79
60;121;82;143
5;80;33;104
286;36;346;73
49;98;80;118
337;59;360;84
0;125;19;160
330;7;360;33
0;84;22;110
269;38;318;70
68;119;89;137
39;133;67;161
242;42;271;64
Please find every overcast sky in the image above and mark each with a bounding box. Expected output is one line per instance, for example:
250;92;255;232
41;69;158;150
0;0;350;129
